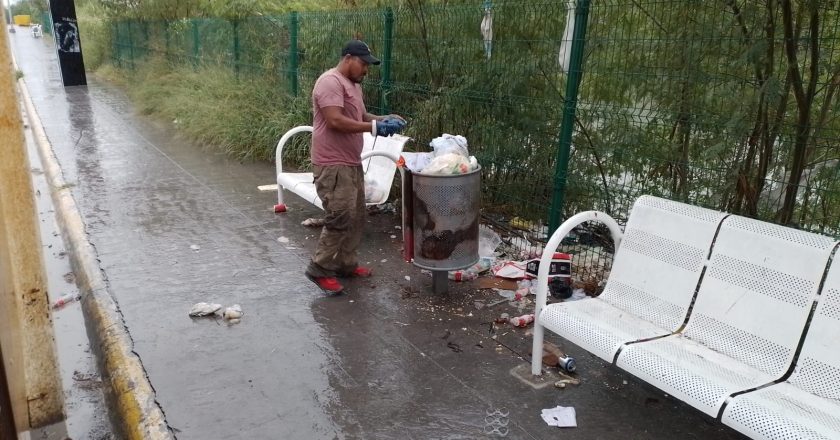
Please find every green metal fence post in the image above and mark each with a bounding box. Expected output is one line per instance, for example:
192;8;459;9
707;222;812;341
548;0;591;233
380;7;394;115
142;21;149;59
127;20;135;70
163;20;170;62
232;19;240;79
192;19;200;68
112;22;119;67
288;12;299;96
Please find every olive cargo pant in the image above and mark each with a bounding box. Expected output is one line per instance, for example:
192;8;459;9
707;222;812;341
305;165;365;278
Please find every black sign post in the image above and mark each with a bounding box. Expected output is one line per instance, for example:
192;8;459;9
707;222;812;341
49;0;86;86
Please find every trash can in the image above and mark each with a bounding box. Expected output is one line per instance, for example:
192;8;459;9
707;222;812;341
403;166;481;293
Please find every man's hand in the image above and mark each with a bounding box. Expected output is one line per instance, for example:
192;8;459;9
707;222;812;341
373;117;407;137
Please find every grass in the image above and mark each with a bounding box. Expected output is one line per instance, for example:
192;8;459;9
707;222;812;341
100;57;312;163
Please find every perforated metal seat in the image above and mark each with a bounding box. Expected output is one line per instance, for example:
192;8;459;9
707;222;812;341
538;196;726;362
722;254;840;439
616;216;837;418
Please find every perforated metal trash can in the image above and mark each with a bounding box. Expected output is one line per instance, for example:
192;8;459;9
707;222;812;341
410;167;481;272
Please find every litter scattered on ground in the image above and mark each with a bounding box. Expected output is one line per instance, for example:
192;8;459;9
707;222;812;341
541;406;577;428
367;202;396;214
52;293;81;309
189;302;222;317
277;236;289;244
475;277;518;290
189;244;201;251
541;341;578;373
301;217;325;227
449;257;493;281
223;304;243;320
492;261;528;279
554;377;581;388
189;303;244;323
509;313;534;327
487;298;510;307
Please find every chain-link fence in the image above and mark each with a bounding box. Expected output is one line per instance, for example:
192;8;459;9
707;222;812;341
110;0;840;260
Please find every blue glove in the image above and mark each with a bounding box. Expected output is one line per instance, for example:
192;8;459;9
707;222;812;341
375;117;406;137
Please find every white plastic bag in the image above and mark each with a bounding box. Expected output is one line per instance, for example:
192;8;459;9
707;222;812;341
479;225;502;258
429;134;469;157
421;153;471;175
364;175;386;203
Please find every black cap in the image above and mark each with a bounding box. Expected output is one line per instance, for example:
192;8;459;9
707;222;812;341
341;40;381;65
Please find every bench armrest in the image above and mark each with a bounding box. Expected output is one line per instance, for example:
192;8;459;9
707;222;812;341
531;210;623;375
275;125;313;176
360;150;401;163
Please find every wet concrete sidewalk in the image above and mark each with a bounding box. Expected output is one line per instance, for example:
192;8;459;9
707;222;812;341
10;33;748;439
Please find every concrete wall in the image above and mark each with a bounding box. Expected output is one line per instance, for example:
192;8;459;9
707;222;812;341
0;25;65;432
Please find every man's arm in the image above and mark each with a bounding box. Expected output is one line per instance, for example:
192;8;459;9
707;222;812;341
364;112;405;122
322;106;374;134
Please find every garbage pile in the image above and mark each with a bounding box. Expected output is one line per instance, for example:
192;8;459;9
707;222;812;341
402;134;480;175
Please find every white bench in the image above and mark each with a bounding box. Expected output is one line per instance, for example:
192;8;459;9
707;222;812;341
722;260;840;439
259;126;409;212
31;24;42;38
531;195;840;439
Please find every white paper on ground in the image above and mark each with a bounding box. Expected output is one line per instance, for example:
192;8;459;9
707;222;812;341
492;261;528;279
541;405;577;428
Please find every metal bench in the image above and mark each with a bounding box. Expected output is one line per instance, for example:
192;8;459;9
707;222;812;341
531;195;840;437
258;126;409;213
722;255;840;439
530;196;726;366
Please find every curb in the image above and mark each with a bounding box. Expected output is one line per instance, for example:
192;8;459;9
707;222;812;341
17;79;174;440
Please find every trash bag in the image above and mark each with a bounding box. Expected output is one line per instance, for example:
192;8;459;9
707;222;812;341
479;225;502;258
422;153;471;175
429;134;469;157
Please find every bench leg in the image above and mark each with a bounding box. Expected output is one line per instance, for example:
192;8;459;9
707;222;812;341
274;186;287;213
531;322;545;376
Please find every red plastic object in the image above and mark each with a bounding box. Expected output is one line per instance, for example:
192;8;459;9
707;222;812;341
274;203;287;213
351;266;373;277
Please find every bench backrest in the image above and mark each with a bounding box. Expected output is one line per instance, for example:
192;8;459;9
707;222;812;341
685;215;837;377
600;196;726;331
788;255;840;398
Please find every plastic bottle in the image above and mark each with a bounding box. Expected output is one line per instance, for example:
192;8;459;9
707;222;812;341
52;293;80;309
514;279;531;300
509;313;535;328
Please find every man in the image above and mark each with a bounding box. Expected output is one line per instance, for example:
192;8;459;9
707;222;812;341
305;39;406;294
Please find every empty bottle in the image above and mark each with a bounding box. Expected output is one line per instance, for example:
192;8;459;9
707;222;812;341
52;293;80;309
509;313;535;328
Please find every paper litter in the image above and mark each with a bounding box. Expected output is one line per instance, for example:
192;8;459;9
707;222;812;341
541;405;577;428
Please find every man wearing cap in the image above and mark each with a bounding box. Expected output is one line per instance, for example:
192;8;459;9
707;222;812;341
305;39;406;294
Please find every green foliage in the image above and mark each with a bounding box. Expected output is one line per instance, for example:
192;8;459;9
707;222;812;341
118;57;311;161
10;0;48;22
85;0;840;236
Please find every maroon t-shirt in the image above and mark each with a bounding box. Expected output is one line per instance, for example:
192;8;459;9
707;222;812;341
311;68;366;166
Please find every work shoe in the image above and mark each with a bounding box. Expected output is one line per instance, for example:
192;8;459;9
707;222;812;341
351;266;373;277
305;274;344;294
